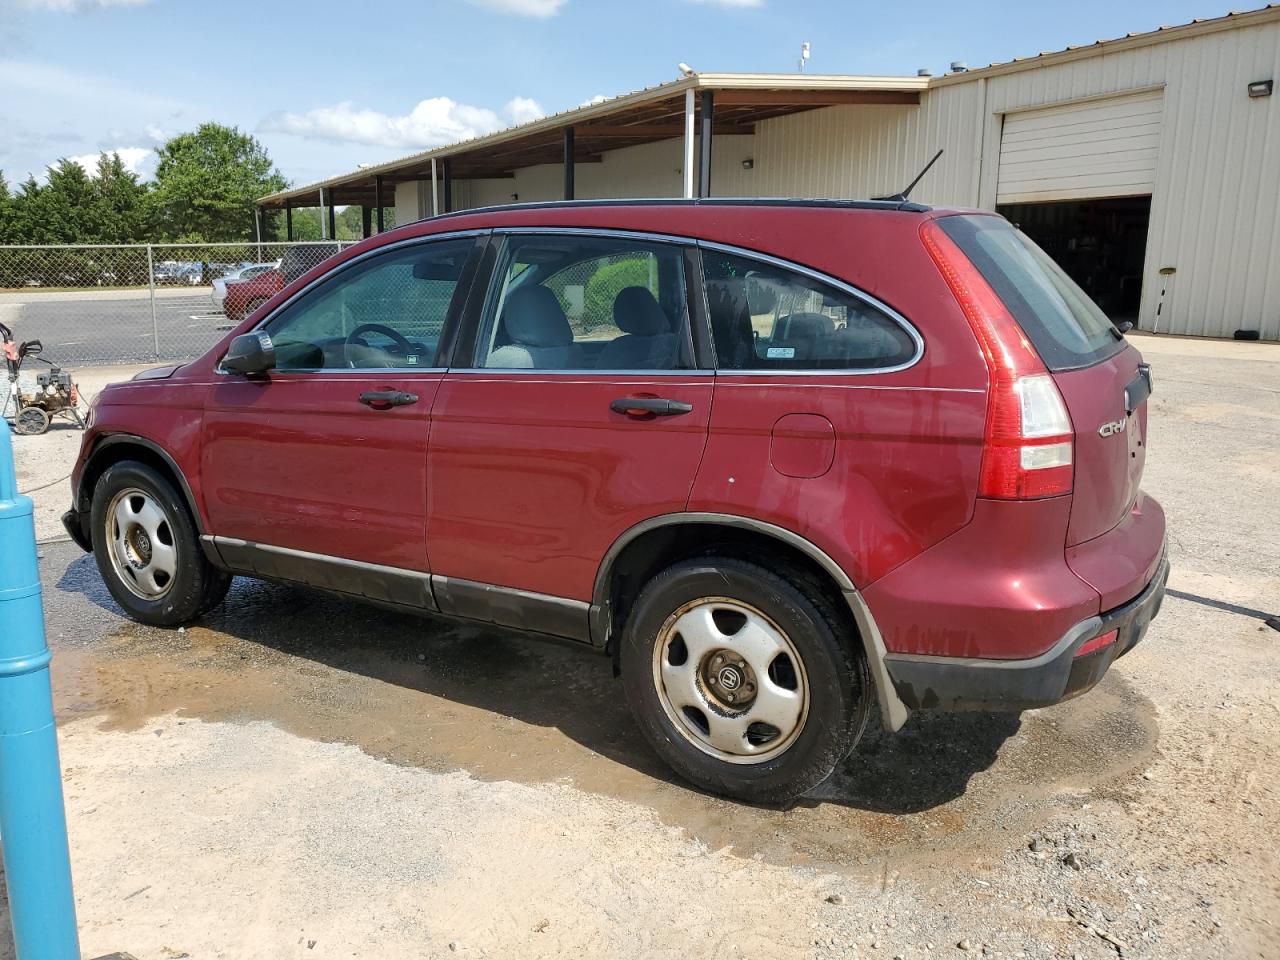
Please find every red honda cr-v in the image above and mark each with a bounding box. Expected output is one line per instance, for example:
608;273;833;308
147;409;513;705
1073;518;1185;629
64;199;1168;802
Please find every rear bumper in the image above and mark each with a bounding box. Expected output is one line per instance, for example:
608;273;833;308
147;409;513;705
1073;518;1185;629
882;551;1169;712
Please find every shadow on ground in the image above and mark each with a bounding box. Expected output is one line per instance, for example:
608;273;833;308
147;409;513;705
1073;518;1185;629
50;547;1156;866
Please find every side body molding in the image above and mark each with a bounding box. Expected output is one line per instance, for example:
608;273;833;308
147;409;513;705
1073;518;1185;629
590;512;911;731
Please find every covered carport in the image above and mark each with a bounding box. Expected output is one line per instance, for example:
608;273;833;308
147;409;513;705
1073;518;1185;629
255;73;926;236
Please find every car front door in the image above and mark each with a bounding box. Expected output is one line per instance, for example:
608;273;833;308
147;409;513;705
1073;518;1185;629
200;234;483;594
425;231;712;633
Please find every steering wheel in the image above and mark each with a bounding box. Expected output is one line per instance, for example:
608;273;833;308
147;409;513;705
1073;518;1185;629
343;323;415;367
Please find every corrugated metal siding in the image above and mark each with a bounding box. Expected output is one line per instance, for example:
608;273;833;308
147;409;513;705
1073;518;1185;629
995;90;1163;203
752;17;1280;338
433;16;1278;338
748;95;982;206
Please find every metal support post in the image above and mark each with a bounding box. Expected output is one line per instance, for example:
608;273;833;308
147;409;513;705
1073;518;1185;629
146;244;159;359
563;127;575;200
0;423;81;960
698;90;714;198
683;88;696;199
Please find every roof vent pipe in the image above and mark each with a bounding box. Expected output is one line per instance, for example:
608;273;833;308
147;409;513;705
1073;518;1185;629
950;61;968;73
917;68;932;77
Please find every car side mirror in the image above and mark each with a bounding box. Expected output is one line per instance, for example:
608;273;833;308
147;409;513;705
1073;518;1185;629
222;331;276;376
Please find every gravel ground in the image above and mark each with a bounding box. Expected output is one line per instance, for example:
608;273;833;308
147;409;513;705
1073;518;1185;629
1;334;1277;960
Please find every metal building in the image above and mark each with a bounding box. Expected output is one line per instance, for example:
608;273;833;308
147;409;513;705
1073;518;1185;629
258;5;1280;340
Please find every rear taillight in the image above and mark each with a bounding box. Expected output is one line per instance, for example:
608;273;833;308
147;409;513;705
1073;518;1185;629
921;220;1074;499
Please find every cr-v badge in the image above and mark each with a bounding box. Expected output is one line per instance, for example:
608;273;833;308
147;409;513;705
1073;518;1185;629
1099;418;1128;437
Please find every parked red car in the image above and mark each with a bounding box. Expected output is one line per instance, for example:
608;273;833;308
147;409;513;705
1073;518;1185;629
64;199;1168;802
220;267;282;322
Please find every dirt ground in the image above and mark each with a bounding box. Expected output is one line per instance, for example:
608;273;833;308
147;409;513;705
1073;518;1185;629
2;334;1277;960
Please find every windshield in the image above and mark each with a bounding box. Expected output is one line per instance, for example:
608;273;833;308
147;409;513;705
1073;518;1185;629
938;215;1125;371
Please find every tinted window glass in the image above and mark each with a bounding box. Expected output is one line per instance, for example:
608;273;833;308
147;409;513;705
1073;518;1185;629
937;215;1124;371
472;235;692;370
702;250;917;371
264;238;472;371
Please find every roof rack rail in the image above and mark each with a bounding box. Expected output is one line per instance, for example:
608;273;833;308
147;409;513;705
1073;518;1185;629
416;196;931;224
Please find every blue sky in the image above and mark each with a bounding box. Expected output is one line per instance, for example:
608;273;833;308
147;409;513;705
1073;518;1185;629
0;0;1261;189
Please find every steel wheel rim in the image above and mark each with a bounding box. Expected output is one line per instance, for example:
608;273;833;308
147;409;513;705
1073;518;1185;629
104;487;178;601
652;597;810;765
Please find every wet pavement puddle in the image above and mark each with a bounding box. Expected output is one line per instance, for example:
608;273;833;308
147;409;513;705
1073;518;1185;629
46;546;1159;875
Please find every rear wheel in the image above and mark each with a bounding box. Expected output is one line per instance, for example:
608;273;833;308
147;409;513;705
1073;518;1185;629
89;461;230;626
620;557;870;803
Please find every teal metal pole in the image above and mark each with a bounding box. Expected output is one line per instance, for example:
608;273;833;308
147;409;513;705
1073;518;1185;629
0;422;81;959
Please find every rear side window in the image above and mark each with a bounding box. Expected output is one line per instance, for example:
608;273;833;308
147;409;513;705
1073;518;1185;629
701;250;918;371
937;215;1124;371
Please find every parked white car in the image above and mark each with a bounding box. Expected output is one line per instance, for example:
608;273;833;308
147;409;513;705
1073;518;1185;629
211;262;280;310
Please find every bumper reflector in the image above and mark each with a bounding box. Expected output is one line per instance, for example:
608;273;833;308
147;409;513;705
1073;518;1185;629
1075;629;1119;659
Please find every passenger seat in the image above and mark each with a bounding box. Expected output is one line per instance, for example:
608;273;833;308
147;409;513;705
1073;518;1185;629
597;286;677;369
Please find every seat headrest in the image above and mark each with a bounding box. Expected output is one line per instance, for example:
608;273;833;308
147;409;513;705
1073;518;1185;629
613;286;669;336
780;312;835;339
502;286;573;348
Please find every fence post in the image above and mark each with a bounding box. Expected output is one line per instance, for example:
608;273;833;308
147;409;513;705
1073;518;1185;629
146;244;159;360
0;422;81;960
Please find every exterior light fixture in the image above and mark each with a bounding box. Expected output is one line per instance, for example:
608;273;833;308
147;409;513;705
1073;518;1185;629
1247;79;1273;98
742;158;754;170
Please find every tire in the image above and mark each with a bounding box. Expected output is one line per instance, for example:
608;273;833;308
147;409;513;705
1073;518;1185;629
246;297;268;318
620;557;870;804
89;460;230;626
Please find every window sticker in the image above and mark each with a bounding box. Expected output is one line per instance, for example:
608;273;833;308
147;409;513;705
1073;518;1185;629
766;346;796;359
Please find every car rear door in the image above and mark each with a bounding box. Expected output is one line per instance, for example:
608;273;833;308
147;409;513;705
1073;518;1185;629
425;230;712;623
200;234;483;585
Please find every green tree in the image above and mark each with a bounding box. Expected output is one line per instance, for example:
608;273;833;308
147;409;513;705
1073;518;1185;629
0;171;11;244
152;123;287;242
90;152;151;243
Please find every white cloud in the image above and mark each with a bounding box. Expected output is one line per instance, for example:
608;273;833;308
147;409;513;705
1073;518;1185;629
468;0;564;15
581;94;609;107
68;146;153;177
18;0;150;10
261;95;544;149
504;95;544;126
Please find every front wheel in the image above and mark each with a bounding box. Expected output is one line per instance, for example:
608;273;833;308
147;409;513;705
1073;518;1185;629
620;557;870;804
89;461;230;626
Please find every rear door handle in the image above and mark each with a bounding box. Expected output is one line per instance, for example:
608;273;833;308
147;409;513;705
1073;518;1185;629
359;390;419;409
610;397;694;417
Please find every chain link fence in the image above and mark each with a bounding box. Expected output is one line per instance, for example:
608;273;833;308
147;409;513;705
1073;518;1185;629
0;242;356;365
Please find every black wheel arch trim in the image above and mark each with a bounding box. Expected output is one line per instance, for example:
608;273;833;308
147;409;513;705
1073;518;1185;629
72;434;215;561
589;511;911;731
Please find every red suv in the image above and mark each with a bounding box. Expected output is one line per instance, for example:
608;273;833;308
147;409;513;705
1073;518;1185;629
63;200;1168;802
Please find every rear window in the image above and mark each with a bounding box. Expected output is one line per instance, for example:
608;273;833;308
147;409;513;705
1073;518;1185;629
702;250;918;371
937;215;1124;371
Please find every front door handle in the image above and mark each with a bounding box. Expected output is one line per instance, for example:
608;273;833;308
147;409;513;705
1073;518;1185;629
359;389;419;409
610;396;694;418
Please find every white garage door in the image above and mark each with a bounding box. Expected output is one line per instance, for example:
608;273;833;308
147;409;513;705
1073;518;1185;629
997;90;1163;204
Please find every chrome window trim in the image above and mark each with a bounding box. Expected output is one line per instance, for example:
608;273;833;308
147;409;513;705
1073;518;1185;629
464;227;700;376
695;239;925;376
485;227;925;376
214;229;486;376
448;369;715;378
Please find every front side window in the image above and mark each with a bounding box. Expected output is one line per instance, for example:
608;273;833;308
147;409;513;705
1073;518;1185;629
472;234;692;370
264;238;473;371
702;250;918;371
